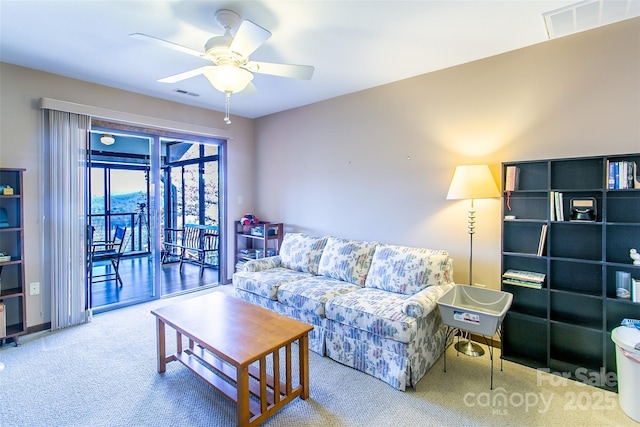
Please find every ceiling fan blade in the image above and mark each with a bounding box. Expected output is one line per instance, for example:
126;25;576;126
229;20;271;58
158;66;213;83
246;61;314;80
130;33;206;59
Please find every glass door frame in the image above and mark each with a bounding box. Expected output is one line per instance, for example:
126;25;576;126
87;128;157;311
89;120;227;309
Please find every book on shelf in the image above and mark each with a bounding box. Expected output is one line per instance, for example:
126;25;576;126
550;191;565;221
238;248;257;259
558;192;564;220
0;301;5;339
502;278;543;289
537;224;548;256
553;191;564;221
608;160;639;189
505;166;519;192
607;160;614;189
631;161;640;189
502;269;546;283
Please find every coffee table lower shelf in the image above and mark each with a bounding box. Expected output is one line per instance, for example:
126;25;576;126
175;344;304;423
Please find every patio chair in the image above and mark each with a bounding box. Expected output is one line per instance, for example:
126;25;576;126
162;224;219;278
89;225;127;287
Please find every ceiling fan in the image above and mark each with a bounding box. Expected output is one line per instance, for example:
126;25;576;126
131;9;314;124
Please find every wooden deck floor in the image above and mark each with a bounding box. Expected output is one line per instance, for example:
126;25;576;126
90;256;220;312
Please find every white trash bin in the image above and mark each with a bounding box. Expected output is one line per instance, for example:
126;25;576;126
611;326;640;423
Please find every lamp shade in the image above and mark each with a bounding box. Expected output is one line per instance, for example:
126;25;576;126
446;164;500;200
203;65;254;94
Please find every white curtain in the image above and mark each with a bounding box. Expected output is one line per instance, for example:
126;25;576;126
43;109;91;330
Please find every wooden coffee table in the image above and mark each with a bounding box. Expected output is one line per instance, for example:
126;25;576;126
151;292;313;427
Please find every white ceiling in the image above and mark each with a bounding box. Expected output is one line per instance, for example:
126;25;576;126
1;1;638;121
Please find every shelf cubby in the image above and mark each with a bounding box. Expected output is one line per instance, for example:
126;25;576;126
605;299;640;332
503;221;545;255
605;224;640;264
606;192;640;223
551;158;604;190
502;314;547;366
549;222;602;260
510;161;549;191
550;323;603;372
550;291;602;329
605;265;640;299
502;285;547;318
503;193;548;221
549;259;602;295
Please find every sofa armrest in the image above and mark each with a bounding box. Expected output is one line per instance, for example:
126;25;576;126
402;282;455;318
241;255;283;272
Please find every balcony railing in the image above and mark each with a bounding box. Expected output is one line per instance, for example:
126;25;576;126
89;212;149;255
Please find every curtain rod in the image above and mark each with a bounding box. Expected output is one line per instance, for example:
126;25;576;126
39;97;233;139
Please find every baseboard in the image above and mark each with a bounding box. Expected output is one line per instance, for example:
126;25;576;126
27;322;51;334
470;333;501;348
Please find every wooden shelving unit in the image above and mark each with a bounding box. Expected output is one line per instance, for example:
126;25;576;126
501;154;640;391
0;168;27;345
234;221;283;272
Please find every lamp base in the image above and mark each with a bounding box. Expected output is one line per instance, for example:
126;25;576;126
455;339;485;357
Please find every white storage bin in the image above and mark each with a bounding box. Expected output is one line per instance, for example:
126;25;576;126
611;326;640;423
437;285;513;336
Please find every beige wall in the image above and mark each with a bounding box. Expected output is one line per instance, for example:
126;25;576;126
254;18;640;288
1;17;638;329
0;64;256;327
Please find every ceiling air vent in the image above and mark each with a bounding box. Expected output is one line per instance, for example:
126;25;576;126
173;88;200;97
543;0;640;39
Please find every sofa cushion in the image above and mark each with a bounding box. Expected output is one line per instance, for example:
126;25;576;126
317;237;377;286
233;267;313;300
277;276;361;318
279;233;328;275
364;245;451;295
325;288;417;343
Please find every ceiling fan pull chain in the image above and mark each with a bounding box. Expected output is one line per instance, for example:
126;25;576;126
224;92;232;125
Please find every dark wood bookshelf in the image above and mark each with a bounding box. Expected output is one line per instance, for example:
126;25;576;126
0;168;27;345
501;154;640;392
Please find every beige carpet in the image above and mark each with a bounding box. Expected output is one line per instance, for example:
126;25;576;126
0;286;635;426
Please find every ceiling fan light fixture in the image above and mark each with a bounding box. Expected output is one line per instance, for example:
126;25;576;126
203;65;253;94
100;134;115;145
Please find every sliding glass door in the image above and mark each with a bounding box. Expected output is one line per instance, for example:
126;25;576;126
162;141;220;285
87;132;156;311
87;129;223;312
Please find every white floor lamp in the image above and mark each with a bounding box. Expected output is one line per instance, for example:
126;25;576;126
446;164;500;356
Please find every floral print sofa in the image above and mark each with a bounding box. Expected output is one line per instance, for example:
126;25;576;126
232;232;455;390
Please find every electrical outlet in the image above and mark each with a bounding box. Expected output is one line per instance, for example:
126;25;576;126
237;195;243;205
29;282;40;295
